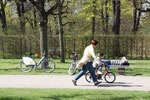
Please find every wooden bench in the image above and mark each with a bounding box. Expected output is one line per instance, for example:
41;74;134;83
49;48;60;57
69;52;81;58
110;65;129;75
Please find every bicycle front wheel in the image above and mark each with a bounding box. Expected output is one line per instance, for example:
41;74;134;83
104;72;116;83
42;59;55;73
20;61;34;73
68;61;77;75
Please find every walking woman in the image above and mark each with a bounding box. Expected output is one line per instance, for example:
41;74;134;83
72;40;101;86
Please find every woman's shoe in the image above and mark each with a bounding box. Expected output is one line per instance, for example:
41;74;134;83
72;80;77;86
94;81;101;86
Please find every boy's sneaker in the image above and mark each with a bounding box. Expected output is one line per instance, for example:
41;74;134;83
72;80;77;86
94;81;101;86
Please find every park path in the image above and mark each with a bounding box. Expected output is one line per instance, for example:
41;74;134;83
0;75;150;91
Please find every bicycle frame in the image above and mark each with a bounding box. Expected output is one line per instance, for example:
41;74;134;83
96;66;110;77
33;56;46;69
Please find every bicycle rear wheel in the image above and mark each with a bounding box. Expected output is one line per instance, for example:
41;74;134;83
20;61;34;73
85;72;93;83
42;59;55;73
68;61;77;75
104;72;116;83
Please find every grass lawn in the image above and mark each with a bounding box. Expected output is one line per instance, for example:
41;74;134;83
0;59;72;75
0;88;150;100
0;59;150;76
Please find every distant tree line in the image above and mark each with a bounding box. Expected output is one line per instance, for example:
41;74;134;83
0;0;150;62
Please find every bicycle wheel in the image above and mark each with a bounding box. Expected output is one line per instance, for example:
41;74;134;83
68;61;77;75
42;59;55;73
20;61;34;73
104;72;116;83
85;72;93;83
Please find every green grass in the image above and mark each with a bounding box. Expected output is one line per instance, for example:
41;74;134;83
0;59;72;75
0;59;150;76
0;88;150;100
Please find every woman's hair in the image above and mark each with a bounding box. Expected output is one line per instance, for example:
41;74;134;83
91;40;98;45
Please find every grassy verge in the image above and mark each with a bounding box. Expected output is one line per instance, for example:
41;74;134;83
0;59;71;75
0;88;150;100
0;59;150;76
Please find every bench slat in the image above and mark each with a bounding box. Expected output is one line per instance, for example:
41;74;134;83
110;65;129;68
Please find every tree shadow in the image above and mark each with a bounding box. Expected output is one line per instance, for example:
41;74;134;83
78;82;142;88
0;68;20;71
97;82;143;87
0;97;28;100
41;94;86;100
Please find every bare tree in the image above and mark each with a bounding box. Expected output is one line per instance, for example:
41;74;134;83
57;0;71;63
29;0;60;57
132;0;150;33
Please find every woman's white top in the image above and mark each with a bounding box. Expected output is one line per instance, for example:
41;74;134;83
79;44;100;65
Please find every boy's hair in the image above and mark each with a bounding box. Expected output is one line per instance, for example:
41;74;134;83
98;53;104;57
91;40;98;45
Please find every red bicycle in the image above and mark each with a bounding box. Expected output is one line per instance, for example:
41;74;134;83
85;65;116;83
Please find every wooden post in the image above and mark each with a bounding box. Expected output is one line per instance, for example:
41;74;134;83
130;38;133;59
141;38;144;59
2;36;5;58
118;68;125;75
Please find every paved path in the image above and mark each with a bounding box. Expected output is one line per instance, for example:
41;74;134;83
0;75;150;91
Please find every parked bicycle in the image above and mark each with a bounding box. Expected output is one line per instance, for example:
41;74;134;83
20;52;55;73
68;54;79;75
85;64;116;83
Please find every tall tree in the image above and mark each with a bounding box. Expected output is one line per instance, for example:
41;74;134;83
91;0;96;40
29;0;60;57
132;8;142;33
101;0;109;34
56;0;71;63
132;0;150;34
0;0;7;33
57;0;65;63
112;0;121;57
112;0;120;35
15;0;26;34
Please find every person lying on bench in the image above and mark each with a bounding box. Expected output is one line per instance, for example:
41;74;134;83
93;53;129;73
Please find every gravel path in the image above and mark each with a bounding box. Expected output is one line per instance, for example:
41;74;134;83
0;75;150;91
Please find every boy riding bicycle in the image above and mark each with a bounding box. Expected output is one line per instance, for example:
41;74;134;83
92;53;129;74
93;53;110;74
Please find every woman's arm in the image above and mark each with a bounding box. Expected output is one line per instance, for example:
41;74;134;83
89;46;100;64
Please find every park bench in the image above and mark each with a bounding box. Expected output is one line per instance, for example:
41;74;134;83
110;65;129;75
49;48;60;58
69;51;81;58
102;59;129;75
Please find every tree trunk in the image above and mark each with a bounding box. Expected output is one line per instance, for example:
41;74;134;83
0;0;7;33
91;0;96;40
105;0;109;34
38;11;48;57
112;0;121;57
91;17;95;40
114;0;120;35
132;8;137;32
16;1;26;34
112;0;116;32
58;4;65;63
33;7;37;28
135;10;142;32
101;2;105;34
